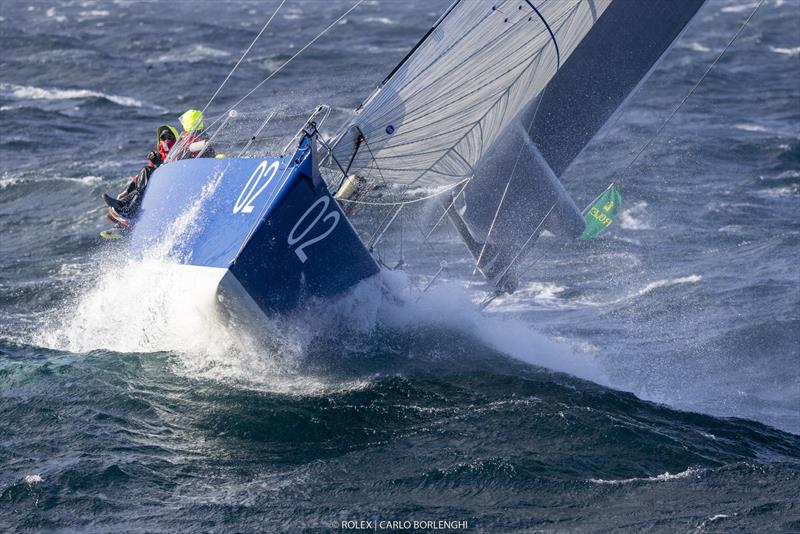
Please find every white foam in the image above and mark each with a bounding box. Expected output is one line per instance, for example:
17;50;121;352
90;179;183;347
364;17;396;25
635;275;702;298
770;46;800;57
756;185;799;198
576;274;701;307
61;175;104;187
148;45;231;64
619;201;652;230
589;467;702;485
24;474;43;485
375;273;609;383
718;224;744;234
36;172;226;354
45;7;67;22
79;10;109;17
0;176;22;189
0;174;103;190
30;170;359;395
682;41;711;53
721;3;758;13
0;82;144;108
734;123;768;133
488;282;573;312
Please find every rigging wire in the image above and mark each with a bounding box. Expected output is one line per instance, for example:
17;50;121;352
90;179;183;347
204;0;365;134
236;112;276;157
613;0;766;186
200;0;287;118
473;179;511;274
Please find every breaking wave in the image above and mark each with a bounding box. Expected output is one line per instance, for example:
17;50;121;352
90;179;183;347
769;45;800;57
0;82;147;108
147;45;232;64
589;467;704;485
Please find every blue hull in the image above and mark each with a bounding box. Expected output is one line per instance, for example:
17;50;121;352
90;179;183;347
129;142;379;315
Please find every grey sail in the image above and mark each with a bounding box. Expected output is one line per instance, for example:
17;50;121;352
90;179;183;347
452;0;707;292
326;0;612;187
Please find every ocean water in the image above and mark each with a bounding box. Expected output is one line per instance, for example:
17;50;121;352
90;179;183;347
1;0;799;532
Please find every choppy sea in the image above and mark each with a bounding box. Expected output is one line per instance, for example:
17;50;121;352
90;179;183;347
1;0;799;531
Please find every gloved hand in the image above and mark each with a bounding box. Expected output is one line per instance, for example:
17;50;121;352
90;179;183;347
147;150;163;166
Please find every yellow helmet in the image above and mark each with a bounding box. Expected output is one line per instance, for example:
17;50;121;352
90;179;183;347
179;109;204;133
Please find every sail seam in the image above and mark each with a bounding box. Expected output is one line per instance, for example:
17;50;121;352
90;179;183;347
409;50;549;185
367;47;547;147
364;8;543;129
361;4;579;184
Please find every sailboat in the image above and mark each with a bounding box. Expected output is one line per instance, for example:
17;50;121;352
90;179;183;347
125;0;706;318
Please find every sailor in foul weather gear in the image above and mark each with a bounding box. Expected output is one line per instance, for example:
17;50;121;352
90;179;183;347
102;148;164;227
173;109;216;159
156;124;179;162
101;123;180;228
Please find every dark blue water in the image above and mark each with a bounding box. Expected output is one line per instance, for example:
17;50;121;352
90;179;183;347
1;0;799;531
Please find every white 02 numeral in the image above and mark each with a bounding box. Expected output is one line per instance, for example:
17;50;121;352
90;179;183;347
287;197;340;263
233;160;279;214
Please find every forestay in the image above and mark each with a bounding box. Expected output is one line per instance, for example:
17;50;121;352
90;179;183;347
327;0;611;187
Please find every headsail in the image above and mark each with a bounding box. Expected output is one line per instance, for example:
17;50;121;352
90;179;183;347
326;0;611;187
439;0;706;292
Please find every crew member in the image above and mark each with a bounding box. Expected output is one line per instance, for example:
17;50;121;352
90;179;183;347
156;124;179;161
173;109;216;159
103;149;163;227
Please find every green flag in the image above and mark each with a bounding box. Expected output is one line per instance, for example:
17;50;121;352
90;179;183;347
580;185;622;240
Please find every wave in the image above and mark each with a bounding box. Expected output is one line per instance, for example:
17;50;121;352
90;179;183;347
755;185;799;198
682;41;711;53
589;467;703;485
734;123;768;133
635;274;703;298
0;82;146;108
574;274;702;308
770;46;800;57
146;44;232;65
0;174;104;190
0;176;23;190
78;10;110;18
45;7;67;23
720;3;758;14
364;17;396;25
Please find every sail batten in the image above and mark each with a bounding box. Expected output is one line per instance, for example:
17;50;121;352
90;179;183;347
328;0;612;187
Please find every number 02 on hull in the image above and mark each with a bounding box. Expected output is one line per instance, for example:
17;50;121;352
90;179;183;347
128;137;379;316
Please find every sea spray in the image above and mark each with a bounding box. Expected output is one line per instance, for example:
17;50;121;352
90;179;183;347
32;170;249;356
286;269;608;384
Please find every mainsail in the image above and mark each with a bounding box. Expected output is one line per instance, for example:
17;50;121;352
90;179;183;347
327;0;706;293
327;0;611;187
